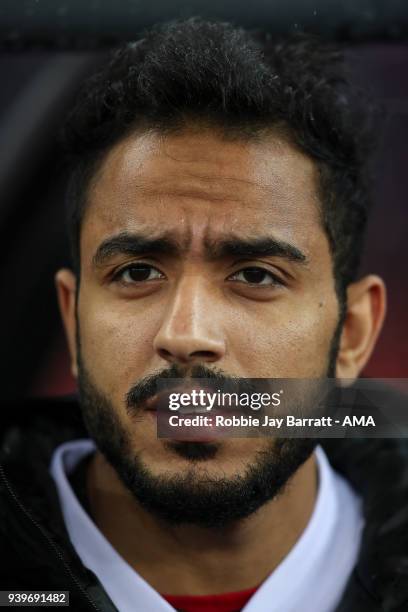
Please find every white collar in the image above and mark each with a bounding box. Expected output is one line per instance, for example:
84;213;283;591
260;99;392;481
50;441;363;612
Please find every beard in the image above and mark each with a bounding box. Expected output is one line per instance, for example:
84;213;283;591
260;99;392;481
76;322;341;529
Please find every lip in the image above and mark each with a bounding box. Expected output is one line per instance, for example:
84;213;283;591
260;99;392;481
141;382;247;442
161;412;221;443
143;382;222;413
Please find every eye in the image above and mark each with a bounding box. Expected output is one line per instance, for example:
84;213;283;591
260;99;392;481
228;266;283;286
114;263;165;284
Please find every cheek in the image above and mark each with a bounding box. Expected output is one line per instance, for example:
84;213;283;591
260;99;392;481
77;296;163;399
227;296;339;377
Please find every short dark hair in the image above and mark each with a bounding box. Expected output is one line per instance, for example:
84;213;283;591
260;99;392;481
62;17;378;309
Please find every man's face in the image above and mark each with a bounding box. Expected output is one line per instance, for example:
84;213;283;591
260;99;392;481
72;127;340;524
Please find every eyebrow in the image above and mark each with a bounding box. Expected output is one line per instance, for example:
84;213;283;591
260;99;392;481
93;232;179;267
207;237;307;264
92;231;308;267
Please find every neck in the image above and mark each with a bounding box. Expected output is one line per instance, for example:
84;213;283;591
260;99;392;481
86;450;318;596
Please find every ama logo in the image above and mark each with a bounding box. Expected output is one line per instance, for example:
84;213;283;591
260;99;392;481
342;416;376;426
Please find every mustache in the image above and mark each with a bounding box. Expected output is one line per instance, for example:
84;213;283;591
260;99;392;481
125;364;255;414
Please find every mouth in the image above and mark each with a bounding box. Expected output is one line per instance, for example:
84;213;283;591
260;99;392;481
143;382;225;413
142;384;229;442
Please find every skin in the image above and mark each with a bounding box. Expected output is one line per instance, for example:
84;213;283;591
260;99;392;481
56;127;386;595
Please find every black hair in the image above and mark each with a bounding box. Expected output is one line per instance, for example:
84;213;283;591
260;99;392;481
62;17;379;311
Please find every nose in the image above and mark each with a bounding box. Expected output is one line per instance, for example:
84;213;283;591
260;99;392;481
153;276;226;366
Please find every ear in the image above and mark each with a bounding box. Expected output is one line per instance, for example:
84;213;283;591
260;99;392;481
55;268;78;379
336;274;386;380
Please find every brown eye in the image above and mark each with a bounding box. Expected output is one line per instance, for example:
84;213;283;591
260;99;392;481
242;268;267;284
117;264;165;283
229;267;283;286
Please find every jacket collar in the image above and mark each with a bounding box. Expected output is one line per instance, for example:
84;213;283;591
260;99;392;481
1;395;408;610
321;438;408;610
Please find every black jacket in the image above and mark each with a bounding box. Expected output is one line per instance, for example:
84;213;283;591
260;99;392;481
0;395;407;611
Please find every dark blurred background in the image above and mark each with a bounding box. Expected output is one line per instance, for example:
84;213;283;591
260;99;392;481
0;0;407;400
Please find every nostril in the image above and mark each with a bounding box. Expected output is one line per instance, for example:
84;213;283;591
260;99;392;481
158;348;173;360
157;348;219;363
189;351;218;361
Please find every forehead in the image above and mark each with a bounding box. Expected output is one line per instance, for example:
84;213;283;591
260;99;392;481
82;128;323;255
